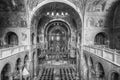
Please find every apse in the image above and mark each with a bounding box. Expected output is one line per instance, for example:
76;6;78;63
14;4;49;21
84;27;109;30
30;2;82;50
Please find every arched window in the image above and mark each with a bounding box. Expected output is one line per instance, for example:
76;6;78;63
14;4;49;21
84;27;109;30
31;33;35;45
94;33;108;45
32;52;36;77
5;32;18;46
37;36;39;43
24;55;29;68
1;63;11;80
37;49;41;58
14;58;22;80
15;58;22;72
95;63;105;79
111;72;119;80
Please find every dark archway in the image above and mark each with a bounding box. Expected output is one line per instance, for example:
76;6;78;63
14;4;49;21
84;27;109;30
37;36;39;43
94;32;108;45
5;32;18;47
1;63;11;80
46;21;70;51
13;58;22;80
24;55;29;68
95;62;105;80
31;33;35;45
32;52;36;77
111;72;119;80
37;49;42;60
16;58;22;71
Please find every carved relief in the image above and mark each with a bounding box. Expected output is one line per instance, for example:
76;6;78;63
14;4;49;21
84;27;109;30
87;17;95;27
22;33;27;41
20;20;27;27
87;17;104;28
95;19;104;27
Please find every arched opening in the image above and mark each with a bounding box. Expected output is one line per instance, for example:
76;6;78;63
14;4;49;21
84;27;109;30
16;58;22;71
37;49;43;64
95;63;105;80
31;33;35;45
37;36;39;43
46;21;70;52
24;55;29;68
30;2;82;50
94;32;108;46
5;32;18;47
14;58;22;80
1;63;11;80
36;49;42;75
32;52;36;77
111;72;119;80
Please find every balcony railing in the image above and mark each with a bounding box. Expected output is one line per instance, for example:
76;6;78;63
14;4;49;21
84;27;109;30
0;45;30;59
84;45;120;66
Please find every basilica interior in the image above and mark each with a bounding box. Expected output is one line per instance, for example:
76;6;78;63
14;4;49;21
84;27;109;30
0;0;120;80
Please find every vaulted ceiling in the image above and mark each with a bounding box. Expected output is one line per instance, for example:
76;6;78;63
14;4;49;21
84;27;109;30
0;0;120;29
31;2;82;35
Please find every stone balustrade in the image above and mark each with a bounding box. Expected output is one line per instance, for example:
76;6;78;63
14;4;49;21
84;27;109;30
0;45;30;59
84;45;120;66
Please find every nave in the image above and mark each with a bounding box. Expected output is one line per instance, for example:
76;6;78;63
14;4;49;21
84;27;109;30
38;61;76;80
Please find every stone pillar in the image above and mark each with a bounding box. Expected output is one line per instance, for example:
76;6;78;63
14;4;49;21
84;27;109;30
28;58;33;80
29;51;37;80
19;63;23;80
34;51;38;79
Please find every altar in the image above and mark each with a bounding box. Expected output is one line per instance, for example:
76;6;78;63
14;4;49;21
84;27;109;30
46;60;68;65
